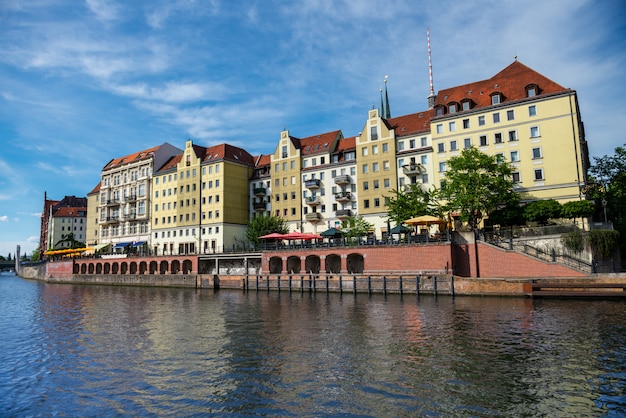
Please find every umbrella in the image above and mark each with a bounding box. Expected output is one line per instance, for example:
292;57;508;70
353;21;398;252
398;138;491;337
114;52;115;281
390;224;411;234
259;232;286;239
404;215;446;226
283;231;321;240
320;227;343;237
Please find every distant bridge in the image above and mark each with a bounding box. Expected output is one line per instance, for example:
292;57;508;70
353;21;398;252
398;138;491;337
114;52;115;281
0;260;16;271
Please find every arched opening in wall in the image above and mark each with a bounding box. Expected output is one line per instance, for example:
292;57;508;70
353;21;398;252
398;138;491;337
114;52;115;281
325;254;341;273
130;262;137;275
347;253;364;273
81;264;87;274
149;261;157;274
305;255;320;274
269;256;283;274
160;260;168;274
73;264;79;274
182;260;192;274
96;263;102;274
171;260;181;274
104;263;110;274
121;262;128;274
140;261;147;274
287;256;301;274
88;263;95;274
112;263;119;274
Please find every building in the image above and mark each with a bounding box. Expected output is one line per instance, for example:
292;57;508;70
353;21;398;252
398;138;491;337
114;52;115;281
151;140;254;255
40;195;88;257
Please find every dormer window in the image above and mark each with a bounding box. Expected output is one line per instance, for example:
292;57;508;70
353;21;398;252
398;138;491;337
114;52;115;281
448;103;457;114
525;84;539;97
461;100;471;111
435;105;444;116
490;93;502;105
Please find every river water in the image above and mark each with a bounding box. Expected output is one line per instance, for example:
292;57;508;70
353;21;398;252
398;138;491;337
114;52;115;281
0;272;624;417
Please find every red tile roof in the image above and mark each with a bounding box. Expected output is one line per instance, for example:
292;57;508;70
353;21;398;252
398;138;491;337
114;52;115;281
54;207;87;217
254;154;272;168
434;61;567;111
201;143;254;166
103;145;161;171
334;135;356;152
387;109;435;137
88;182;101;194
156;154;182;173
299;130;342;156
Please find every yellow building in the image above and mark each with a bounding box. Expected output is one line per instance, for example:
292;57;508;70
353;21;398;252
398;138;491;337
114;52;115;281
430;60;588;204
85;182;100;247
270;130;304;229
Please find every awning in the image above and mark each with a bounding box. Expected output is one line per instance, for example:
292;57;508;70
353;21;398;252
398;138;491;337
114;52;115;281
132;241;146;247
92;243;110;251
113;242;132;249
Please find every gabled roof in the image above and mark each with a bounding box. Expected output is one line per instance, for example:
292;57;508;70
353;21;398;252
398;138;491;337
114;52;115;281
387;109;435;137
156;154;183;173
53;206;87;217
201;143;255;166
88;182;101;195
254;154;272;168
434;60;568;110
103;145;161;171
334;136;356;153
299;130;342;156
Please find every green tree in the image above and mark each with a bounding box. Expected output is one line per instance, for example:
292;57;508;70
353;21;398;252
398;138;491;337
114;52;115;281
385;183;437;226
486;201;525;227
523;199;562;225
341;215;373;244
439;147;518;230
54;233;85;249
246;214;289;244
561;200;594;220
30;247;41;262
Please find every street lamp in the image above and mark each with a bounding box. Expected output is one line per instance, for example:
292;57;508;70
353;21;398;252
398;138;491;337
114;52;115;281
602;198;607;223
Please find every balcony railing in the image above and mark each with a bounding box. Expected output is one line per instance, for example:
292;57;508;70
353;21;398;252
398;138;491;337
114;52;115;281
106;199;120;206
253;187;267;196
305;196;321;206
304;179;321;189
336;209;352;218
305;212;323;222
402;163;426;176
334;174;351;185
335;191;352;202
253;202;267;211
125;194;138;202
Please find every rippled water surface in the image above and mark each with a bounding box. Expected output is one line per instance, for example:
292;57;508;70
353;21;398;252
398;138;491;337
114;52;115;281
0;272;624;416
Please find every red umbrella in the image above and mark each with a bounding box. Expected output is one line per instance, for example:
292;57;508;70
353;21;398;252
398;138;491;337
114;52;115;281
284;231;322;240
259;232;286;239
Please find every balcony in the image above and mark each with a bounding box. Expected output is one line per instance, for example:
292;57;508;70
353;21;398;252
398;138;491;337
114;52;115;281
253;202;267;211
102;216;120;224
305;212;323;222
305;196;321;206
106;199;121;206
334;174;351;185
123;213;137;221
336;209;352;218
403;163;426;176
253;187;267;197
304;179;321;189
125;194;137;202
335;191;352;203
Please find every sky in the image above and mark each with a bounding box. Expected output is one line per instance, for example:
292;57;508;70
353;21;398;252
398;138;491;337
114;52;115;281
0;0;625;258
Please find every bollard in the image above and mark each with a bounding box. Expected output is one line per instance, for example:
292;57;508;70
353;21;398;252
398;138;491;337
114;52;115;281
368;275;372;295
416;275;420;296
433;275;438;296
300;275;304;293
256;274;259;292
339;275;343;294
450;275;455;297
353;275;357;295
399;275;403;296
288;274;292;292
383;275;387;296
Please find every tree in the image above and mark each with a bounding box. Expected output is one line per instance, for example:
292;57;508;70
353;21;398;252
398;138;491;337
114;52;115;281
31;247;41;262
523;199;562;225
486;201;525;227
246;214;289;244
438;147;518;230
341;215;373;244
385;183;438;226
54;233;85;249
561;200;594;220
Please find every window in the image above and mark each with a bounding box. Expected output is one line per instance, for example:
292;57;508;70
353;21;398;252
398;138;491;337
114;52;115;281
422;173;429;183
372;162;379;172
362;164;369;174
373;180;379;189
495;153;505;163
362;147;368;156
478;115;485;126
383;160;390;170
526;86;537;97
421;137;427;147
530;126;540;138
371;126;378;140
510;151;519;162
479;135;488;146
397;141;404;151
463;119;470;129
491;94;501;105
464;138;472;148
363;181;369;190
529;105;537;117
384;178;390;188
534;169;544;181
436;124;443;134
508;130;518;142
382;143;389;152
512;172;521;183
449;121;456;132
494;133;503;144
372;145;379;154
438;161;447;172
437;143;445;153
462;101;470;111
398;159;404;168
364;200;370;209
448;103;456;113
507;110;515;121
532;147;542;159
493;113;500;123
409;139;415;149
374;198;380;207
450;140;458;151
421;155;427;165
435;107;444;116
281;145;287;158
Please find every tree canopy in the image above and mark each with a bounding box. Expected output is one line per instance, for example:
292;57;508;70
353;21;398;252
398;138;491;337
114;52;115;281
246;214;289;244
523;199;562;225
341;215;373;244
385;183;438;226
438;147;518;230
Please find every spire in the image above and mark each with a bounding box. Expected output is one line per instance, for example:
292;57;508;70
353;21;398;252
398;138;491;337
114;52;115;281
384;75;391;119
380;86;384;117
427;27;436;109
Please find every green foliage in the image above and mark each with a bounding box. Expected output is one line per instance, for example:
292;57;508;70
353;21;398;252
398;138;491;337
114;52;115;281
246;214;289;244
486;201;525;227
523;199;562;225
341;215;373;244
561;200;595;219
588;230;620;259
561;229;585;253
385;183;438;225
54;233;85;249
438;147;518;230
30;247;40;263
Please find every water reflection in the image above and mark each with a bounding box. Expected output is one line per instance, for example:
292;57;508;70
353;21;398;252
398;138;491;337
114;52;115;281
0;273;624;416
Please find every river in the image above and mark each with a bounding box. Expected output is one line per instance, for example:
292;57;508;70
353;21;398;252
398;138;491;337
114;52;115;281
0;272;624;416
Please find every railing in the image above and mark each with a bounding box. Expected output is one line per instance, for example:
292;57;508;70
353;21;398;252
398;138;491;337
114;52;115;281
253;187;267;196
402;163;425;175
305;212;323;221
304;179;321;189
335;191;352;202
305;196;321;205
253;202;267;211
336;209;352;218
334;175;351;185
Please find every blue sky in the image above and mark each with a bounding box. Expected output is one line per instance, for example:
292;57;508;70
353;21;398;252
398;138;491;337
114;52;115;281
1;0;625;257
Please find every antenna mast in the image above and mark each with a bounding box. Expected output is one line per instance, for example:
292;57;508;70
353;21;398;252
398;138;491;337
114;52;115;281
427;27;436;108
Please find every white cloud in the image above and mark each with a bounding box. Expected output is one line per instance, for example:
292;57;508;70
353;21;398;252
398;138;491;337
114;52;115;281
0;216;8;222
85;0;121;22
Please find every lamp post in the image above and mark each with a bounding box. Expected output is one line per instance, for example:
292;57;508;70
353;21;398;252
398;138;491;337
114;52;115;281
602;198;607;223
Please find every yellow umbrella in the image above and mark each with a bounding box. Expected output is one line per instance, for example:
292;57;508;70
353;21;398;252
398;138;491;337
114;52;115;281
404;215;445;226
